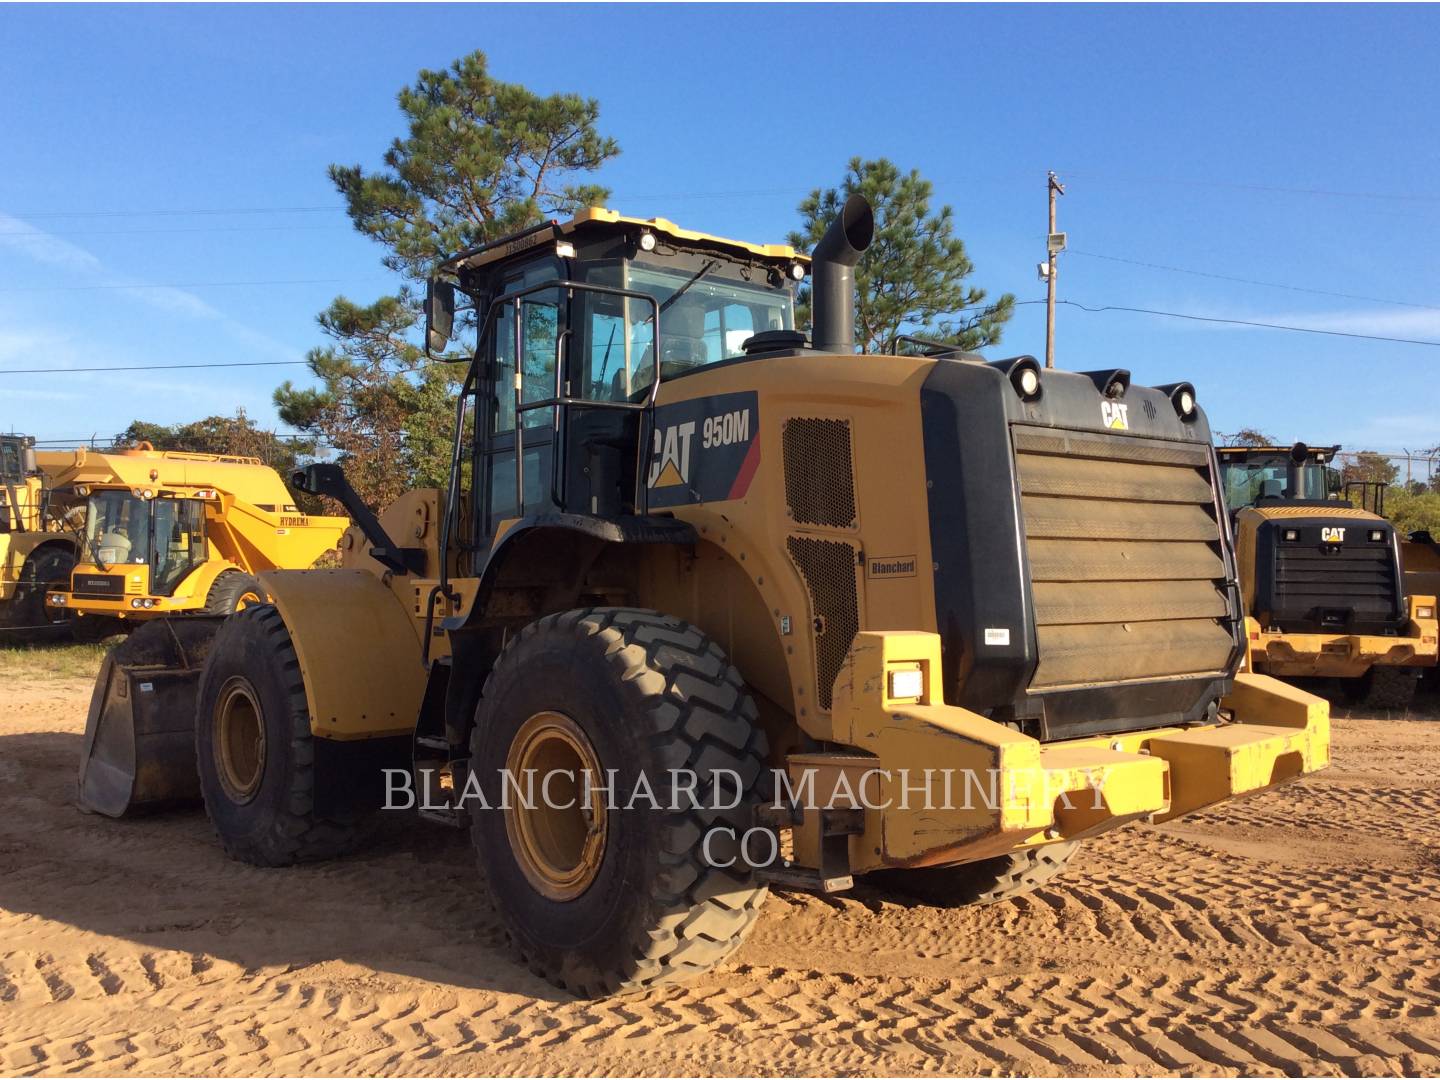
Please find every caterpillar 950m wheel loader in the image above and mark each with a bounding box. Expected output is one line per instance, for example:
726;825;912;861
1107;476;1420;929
1218;442;1436;708
81;197;1329;998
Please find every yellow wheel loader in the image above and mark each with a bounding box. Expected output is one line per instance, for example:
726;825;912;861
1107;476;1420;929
0;434;82;637
45;444;348;626
1218;443;1436;708
80;200;1329;997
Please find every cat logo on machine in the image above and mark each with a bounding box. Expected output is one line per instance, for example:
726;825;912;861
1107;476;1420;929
646;391;760;508
1100;400;1129;430
1322;526;1346;543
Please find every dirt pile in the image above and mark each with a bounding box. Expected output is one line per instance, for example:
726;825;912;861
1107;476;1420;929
2;676;1437;1076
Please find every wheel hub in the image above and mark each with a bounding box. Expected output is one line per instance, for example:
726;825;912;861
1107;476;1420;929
215;677;266;803
503;711;607;901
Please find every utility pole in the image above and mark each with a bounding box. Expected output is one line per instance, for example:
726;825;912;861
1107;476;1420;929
1044;171;1066;369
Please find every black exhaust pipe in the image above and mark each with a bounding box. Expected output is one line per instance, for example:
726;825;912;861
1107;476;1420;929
810;193;874;354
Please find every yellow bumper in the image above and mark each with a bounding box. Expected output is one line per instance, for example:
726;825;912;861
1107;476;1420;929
790;632;1329;875
1250;595;1438;677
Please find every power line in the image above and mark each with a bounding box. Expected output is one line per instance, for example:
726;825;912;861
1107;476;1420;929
1;360;311;375
0;224;349;238
1018;298;1440;346
0;278;350;293
1057;168;1440;204
1067;250;1440;311
9;205;346;219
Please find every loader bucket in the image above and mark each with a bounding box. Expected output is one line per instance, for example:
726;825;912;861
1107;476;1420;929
77;616;225;817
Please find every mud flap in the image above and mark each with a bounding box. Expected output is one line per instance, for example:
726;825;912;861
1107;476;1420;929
77;617;225;817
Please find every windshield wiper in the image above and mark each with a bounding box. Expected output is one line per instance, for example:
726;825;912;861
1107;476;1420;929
660;260;719;315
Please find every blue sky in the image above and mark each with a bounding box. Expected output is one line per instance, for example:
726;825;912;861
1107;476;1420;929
2;3;1438;454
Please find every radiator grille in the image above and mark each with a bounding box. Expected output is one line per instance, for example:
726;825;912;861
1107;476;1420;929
72;573;125;599
1273;541;1398;629
783;418;857;528
1014;426;1235;690
786;535;860;709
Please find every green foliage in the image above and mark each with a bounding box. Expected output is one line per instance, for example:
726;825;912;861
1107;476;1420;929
1218;427;1278;447
1381;488;1440;537
1341;451;1400;487
330;50;619;281
788;157;1014;355
275;49;618;508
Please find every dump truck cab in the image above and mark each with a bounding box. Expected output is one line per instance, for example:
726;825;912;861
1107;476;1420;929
1218;442;1436;705
81;199;1330;998
47;445;348;620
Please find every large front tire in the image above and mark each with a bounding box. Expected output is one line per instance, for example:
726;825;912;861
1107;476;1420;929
469;607;770;997
195;604;363;866
868;842;1080;907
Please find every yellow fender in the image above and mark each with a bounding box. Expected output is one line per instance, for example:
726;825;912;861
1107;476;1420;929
259;568;427;740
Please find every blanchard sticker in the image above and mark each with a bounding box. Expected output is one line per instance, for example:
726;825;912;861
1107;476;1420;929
647;391;760;508
867;554;917;579
1101;400;1129;430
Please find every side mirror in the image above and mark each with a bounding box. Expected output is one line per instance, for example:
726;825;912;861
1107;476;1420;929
425;278;456;353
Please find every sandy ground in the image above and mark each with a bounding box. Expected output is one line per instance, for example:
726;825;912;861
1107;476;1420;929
2;677;1439;1077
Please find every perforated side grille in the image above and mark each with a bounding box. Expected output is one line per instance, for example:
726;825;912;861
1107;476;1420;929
783;418;857;528
786;535;860;710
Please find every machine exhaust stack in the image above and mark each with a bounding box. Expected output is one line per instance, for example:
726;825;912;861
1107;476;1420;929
810;193;874;354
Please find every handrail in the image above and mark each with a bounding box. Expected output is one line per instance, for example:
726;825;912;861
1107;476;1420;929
890;334;978;359
507;280;661;519
429;276;662;653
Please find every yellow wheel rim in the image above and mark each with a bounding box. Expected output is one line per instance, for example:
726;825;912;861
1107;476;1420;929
215;677;266;803
503;711;607;901
235;590;262;611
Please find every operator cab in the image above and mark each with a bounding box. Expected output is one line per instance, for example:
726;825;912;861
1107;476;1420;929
72;486;208;598
427;209;806;562
1217;442;1340;513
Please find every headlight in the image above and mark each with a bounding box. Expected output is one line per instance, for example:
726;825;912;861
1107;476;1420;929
1419;605;1435;619
1283;529;1299;541
887;666;925;701
47;594;66;606
1369;530;1384;542
131;598;143;609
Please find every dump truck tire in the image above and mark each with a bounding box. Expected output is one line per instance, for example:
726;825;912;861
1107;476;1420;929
868;842;1080;907
468;607;770;997
194;604;363;866
204;570;265;615
1351;666;1418;711
4;544;74;634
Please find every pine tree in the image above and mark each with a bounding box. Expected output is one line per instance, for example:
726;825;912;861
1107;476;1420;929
275;50;619;506
789;158;1014;355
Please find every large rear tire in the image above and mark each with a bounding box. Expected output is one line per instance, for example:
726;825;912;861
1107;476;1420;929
1349;666;1419;711
469;607;770;997
867;842;1080;907
195;604;363;866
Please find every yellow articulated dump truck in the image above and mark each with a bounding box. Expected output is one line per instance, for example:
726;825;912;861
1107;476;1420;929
0;434;81;635
81;199;1329;997
46;444;347;623
1218;443;1436;708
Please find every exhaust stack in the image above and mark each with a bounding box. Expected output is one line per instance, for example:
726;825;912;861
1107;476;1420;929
810;193;874;354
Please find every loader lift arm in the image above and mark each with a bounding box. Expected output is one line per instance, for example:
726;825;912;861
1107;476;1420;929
293;464;423;575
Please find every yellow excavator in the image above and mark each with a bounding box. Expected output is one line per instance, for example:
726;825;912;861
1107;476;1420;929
1218;442;1436;707
80;200;1329;997
45;444;347;624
